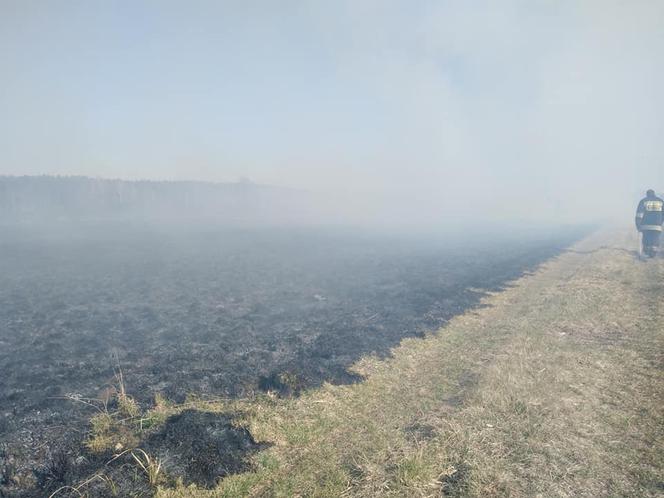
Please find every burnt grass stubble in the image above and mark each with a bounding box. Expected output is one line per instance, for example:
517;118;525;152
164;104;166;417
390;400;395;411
0;224;586;496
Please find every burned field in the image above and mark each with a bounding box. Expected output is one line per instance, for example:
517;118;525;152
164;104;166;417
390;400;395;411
0;224;584;495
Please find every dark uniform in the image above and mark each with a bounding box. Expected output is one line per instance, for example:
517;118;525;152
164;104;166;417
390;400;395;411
635;190;664;257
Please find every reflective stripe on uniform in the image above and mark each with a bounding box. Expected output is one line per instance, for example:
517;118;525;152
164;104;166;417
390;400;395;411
640;225;663;232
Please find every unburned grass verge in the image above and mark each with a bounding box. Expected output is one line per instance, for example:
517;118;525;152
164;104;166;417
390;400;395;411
90;230;664;497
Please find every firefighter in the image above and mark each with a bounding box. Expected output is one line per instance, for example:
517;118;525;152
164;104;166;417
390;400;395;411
635;189;664;258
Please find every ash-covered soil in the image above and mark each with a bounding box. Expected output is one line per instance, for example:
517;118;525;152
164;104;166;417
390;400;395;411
0;223;585;496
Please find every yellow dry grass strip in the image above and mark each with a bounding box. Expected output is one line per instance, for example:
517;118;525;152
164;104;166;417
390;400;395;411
158;229;663;498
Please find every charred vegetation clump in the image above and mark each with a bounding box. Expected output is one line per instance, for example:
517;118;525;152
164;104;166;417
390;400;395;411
33;448;75;494
257;370;308;397
0;452;17;489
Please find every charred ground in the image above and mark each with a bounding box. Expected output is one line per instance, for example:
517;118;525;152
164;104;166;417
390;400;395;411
0;223;585;496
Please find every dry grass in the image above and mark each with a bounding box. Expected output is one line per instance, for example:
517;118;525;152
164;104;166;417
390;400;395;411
127;449;164;486
155;229;663;497
83;365;144;454
48;474;118;498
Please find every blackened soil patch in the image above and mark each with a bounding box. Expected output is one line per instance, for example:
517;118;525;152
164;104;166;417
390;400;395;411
440;462;471;496
143;410;268;488
404;422;437;442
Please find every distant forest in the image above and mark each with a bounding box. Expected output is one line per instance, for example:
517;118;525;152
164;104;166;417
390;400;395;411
0;176;318;224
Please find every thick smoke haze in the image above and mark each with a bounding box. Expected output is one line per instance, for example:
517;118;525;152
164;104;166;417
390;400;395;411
1;1;662;225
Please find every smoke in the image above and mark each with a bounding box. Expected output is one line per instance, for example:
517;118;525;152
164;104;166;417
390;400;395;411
297;0;664;223
0;0;662;226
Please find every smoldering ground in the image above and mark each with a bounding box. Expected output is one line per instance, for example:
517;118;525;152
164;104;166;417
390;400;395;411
0;220;586;496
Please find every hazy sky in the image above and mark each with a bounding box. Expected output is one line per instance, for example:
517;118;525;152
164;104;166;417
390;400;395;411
1;1;662;222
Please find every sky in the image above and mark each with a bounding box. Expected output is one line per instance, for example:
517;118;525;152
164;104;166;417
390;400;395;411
1;0;663;223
